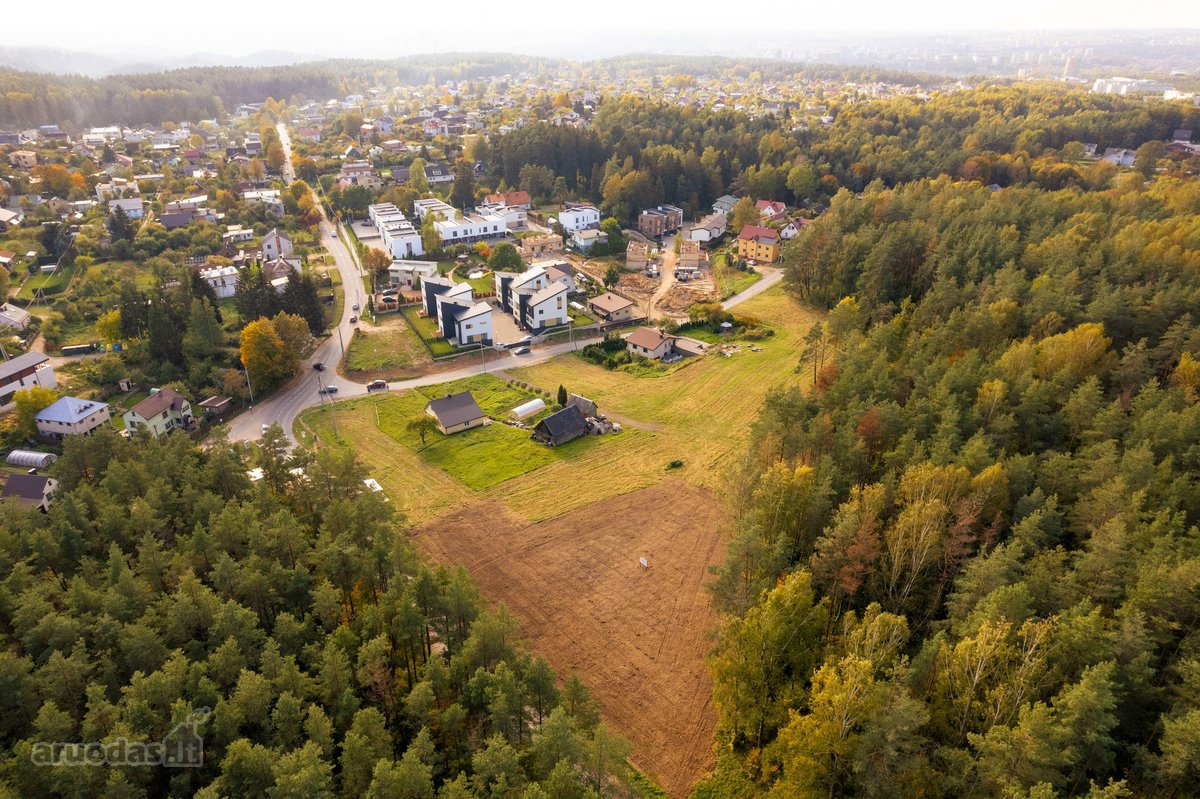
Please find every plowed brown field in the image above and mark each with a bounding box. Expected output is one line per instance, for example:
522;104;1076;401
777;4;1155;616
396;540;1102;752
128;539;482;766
414;480;727;798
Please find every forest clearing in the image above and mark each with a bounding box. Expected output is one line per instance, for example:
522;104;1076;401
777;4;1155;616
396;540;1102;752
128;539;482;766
298;286;821;794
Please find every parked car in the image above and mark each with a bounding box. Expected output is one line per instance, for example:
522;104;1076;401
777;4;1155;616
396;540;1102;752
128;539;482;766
318;385;338;395
381;288;397;296
349;316;358;324
367;379;389;392
512;346;531;355
261;423;271;436
312;362;325;371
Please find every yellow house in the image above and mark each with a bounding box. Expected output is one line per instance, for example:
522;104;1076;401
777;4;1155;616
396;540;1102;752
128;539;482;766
737;225;781;263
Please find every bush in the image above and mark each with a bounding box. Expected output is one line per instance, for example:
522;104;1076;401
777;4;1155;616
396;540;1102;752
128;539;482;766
599;333;625;353
666;459;684;470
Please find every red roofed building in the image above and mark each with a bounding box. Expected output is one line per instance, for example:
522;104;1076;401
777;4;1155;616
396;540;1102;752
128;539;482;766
737;225;781;262
484;191;531;210
756;200;787;222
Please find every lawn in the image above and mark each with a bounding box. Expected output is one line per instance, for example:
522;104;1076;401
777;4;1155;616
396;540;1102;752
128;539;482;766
399;306;463;357
15;264;76;300
302;286;822;525
108;390;151;429
454;265;494;295
344;323;431;374
712;253;764;298
300;374;596;491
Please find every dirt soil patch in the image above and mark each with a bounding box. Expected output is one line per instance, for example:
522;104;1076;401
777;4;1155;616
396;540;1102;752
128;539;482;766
414;481;725;798
659;282;718;314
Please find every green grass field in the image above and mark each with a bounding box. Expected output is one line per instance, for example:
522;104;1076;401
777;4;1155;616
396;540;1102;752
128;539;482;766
15;264;76;300
344;324;430;373
299;287;823;524
399;306;462;357
712;253;764;298
301;374;589;491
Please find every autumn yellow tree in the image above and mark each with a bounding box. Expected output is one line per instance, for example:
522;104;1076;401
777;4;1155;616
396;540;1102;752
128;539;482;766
95;309;123;347
240;318;298;392
363;248;391;291
13;385;59;437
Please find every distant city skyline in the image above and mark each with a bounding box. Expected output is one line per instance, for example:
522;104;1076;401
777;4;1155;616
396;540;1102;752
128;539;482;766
8;1;1200;64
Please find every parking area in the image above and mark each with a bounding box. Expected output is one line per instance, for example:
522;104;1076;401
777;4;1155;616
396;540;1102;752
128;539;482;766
488;300;525;346
350;221;381;244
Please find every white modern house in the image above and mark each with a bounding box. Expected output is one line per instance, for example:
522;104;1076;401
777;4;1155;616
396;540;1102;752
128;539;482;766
388;260;439;289
223;225;253;243
107;197;144;219
261;229;293;261
557;204;601;232
437;296;493;344
494;266;569;332
475;201;528;231
0;352;56;405
414;198;507;246
35;396;111;439
570;228;608;253
370;203;424;258
690;212;728;243
422;274;493;344
200;265;239;299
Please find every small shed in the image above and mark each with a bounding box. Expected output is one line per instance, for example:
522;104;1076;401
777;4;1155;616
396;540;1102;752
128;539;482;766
6;449;57;470
509;398;546;420
531;405;589;447
199;395;234;416
567;394;597;417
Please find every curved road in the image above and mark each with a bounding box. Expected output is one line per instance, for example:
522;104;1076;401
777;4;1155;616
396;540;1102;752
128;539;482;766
226;124;366;443
225;126;786;444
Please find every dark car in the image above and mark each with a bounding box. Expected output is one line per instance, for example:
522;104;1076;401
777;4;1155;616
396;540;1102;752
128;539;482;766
367;379;389;392
312;362;325;371
349;316;358;324
512;346;531;355
318;385;338;395
352;303;360;311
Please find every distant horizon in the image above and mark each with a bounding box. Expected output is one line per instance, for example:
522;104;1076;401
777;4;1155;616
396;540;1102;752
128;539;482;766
5;2;1200;71
3;26;1200;80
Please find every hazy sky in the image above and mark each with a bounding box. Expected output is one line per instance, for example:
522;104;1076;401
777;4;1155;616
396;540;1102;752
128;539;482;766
10;0;1200;59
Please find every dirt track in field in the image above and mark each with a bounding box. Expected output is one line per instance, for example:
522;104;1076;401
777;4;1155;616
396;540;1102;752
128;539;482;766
414;480;727;798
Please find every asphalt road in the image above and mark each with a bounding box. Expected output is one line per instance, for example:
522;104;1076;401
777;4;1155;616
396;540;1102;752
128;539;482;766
226;125;366;444
722;265;784;309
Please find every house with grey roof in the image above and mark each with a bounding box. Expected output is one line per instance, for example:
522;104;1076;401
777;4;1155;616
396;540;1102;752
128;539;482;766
1;473;58;512
425;391;486;435
35;396;111;438
0;352;56;404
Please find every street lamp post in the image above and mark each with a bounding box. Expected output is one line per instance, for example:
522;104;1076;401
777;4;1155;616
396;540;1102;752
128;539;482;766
317;371;338;438
243;363;255;405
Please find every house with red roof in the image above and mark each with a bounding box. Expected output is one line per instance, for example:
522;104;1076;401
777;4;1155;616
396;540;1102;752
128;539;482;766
756;200;788;222
737;225;781;263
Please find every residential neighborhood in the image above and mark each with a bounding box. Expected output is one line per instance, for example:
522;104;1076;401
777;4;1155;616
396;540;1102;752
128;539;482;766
1;34;1199;799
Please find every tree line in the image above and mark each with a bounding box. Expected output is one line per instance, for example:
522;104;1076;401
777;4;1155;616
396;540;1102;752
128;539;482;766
699;171;1200;797
0;431;640;799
